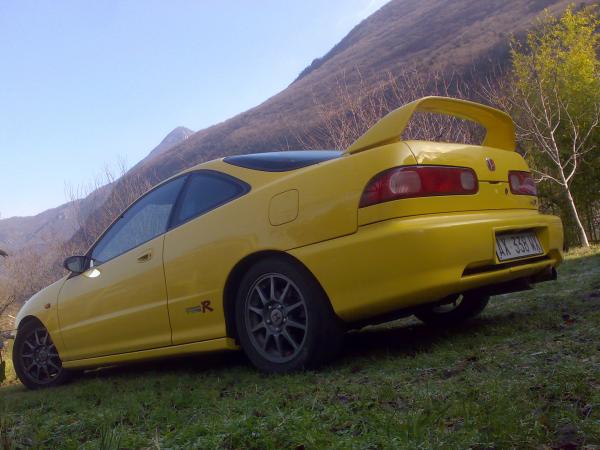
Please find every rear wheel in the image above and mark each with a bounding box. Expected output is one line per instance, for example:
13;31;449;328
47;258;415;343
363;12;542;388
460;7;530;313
13;320;71;389
235;257;344;373
415;293;489;326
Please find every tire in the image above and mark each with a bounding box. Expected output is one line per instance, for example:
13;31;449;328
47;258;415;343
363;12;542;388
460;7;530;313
235;257;344;373
13;320;71;389
414;293;489;326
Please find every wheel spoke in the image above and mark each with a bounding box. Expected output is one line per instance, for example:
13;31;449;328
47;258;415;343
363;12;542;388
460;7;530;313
21;352;34;359
34;330;41;346
251;321;266;333
47;360;61;371
281;329;298;350
286;319;306;331
274;334;283;356
262;332;272;351
35;365;42;380
42;331;49;345
24;340;35;350
248;305;263;316
285;301;303;314
279;282;291;303
43;365;50;380
269;276;276;301
255;285;268;305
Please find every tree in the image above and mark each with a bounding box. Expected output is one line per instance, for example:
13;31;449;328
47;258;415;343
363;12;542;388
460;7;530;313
298;69;484;151
0;250;15;321
495;5;600;247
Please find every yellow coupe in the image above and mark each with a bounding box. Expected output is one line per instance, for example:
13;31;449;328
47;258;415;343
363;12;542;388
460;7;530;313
13;97;563;389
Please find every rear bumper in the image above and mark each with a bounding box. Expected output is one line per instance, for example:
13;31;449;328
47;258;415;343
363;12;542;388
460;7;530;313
290;209;563;322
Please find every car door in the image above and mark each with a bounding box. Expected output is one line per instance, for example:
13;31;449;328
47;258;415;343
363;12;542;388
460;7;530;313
57;175;187;361
162;170;249;345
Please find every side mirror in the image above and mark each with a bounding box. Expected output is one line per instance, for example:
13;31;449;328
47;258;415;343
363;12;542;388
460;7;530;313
63;255;89;274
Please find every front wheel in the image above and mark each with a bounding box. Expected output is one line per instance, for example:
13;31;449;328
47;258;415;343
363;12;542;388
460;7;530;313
415;293;489;326
235;257;344;373
13;320;71;389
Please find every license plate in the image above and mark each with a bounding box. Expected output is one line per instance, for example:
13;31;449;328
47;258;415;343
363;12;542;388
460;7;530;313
495;231;543;262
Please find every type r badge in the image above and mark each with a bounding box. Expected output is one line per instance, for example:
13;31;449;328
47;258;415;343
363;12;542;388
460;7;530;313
186;300;214;314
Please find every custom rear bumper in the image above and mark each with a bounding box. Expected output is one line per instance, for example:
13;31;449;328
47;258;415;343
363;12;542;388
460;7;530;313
290;209;563;323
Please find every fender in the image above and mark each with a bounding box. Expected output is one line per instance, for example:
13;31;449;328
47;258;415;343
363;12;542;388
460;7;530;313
14;277;68;355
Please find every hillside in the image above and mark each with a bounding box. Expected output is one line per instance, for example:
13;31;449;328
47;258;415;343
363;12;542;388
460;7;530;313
127;0;594;185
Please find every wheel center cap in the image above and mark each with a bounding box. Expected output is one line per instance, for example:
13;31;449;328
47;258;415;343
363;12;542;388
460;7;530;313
36;348;48;362
270;309;283;326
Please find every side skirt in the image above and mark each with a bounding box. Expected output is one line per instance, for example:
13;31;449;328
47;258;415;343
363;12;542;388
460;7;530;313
62;337;239;370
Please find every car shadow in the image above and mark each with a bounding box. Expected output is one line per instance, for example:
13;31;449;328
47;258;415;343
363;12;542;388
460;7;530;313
340;312;517;361
76;309;526;383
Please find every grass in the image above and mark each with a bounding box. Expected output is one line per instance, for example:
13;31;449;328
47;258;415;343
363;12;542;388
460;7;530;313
1;248;599;449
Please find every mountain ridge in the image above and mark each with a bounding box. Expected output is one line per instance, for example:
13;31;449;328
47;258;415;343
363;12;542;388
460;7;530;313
0;126;193;251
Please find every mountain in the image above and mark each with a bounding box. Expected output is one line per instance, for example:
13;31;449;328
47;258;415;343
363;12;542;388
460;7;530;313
144;127;194;160
0;202;81;253
0;126;193;252
4;0;595;253
124;0;594;186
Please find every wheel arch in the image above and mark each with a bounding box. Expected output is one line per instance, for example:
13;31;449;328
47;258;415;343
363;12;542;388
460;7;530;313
222;250;338;340
17;315;44;330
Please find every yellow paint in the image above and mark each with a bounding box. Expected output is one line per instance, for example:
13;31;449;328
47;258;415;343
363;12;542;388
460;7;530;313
269;189;299;225
346;96;516;153
57;235;173;361
14;97;563;371
291;210;563;321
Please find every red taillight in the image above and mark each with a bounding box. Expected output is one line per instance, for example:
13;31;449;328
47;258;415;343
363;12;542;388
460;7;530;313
508;171;537;196
359;166;479;208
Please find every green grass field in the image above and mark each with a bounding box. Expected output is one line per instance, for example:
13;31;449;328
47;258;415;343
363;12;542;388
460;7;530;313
1;247;599;449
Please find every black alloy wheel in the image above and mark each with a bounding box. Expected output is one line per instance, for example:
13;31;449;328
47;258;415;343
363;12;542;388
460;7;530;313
13;320;71;389
235;257;344;373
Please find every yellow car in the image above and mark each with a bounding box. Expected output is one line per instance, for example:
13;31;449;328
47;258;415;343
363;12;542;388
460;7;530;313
13;97;563;389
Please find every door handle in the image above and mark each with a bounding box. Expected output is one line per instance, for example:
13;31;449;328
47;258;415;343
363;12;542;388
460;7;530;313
137;249;153;263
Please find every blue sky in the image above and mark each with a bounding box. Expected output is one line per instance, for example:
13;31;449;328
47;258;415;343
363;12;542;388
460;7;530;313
0;0;388;218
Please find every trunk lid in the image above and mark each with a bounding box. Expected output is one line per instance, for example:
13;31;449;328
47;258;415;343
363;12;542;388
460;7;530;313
404;141;529;182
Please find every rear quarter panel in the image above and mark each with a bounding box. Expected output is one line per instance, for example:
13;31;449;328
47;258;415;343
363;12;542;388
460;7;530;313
162;145;416;342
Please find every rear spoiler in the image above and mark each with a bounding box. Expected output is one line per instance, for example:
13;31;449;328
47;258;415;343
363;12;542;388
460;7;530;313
344;96;516;154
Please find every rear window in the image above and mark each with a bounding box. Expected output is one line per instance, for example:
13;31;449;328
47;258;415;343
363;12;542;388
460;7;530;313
171;171;249;227
224;150;342;172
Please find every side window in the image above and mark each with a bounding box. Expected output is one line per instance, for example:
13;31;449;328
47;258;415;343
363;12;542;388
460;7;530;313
91;176;186;263
172;171;248;227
